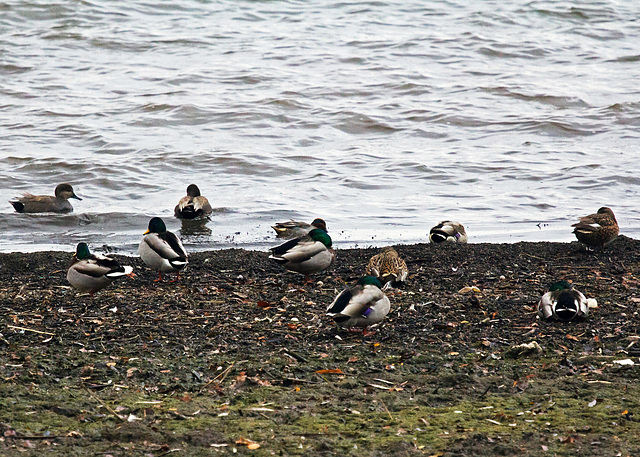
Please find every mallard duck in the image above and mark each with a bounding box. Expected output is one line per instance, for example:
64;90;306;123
572;207;619;248
269;228;335;281
272;218;327;239
174;184;213;219
67;243;134;295
429;221;468;243
138;217;188;281
365;246;408;290
537;281;589;321
10;183;81;213
326;276;390;334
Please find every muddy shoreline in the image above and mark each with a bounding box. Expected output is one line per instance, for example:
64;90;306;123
1;238;640;456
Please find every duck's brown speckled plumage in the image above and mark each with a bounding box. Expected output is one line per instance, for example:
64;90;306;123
572;207;619;248
365;247;408;289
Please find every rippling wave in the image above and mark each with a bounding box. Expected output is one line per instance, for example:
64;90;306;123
1;0;639;253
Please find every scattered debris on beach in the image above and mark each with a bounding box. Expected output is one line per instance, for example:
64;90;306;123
1;237;640;455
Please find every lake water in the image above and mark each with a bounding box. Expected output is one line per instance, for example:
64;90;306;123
2;0;639;254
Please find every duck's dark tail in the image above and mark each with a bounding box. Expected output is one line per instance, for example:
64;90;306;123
10;201;24;212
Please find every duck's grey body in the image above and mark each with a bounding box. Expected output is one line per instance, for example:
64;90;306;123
138;217;188;279
138;236;188;273
272;218;327;239
537;281;589;321
327;276;390;329
429;221;468;243
269;228;335;278
67;243;133;294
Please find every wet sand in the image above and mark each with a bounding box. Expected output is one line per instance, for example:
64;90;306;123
1;237;640;456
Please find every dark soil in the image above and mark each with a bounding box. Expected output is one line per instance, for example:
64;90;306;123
1;237;640;456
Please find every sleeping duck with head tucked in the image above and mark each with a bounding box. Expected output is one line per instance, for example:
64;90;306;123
572;207;618;249
537;280;592;322
269;228;335;282
365;246;408;290
67;243;134;295
271;218;327;239
326;276;390;335
429;220;468;244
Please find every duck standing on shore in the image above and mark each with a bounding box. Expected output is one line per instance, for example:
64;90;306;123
271;218;327;239
365;246;408;290
572;207;619;248
429;221;468;243
537;280;592;321
174;184;213;219
138;217;188;281
326;276;390;335
67;243;134;295
269;228;335;281
10;183;81;213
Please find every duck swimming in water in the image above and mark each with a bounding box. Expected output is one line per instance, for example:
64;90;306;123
10;183;81;213
174;184;213;219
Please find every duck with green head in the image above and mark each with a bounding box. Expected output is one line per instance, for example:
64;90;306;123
10;183;82;213
138;217;188;281
326;276;390;335
269;228;335;281
537;280;590;321
272;218;327;239
67;243;134;295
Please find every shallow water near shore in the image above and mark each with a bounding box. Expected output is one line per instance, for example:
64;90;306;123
0;208;583;255
2;0;640;253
